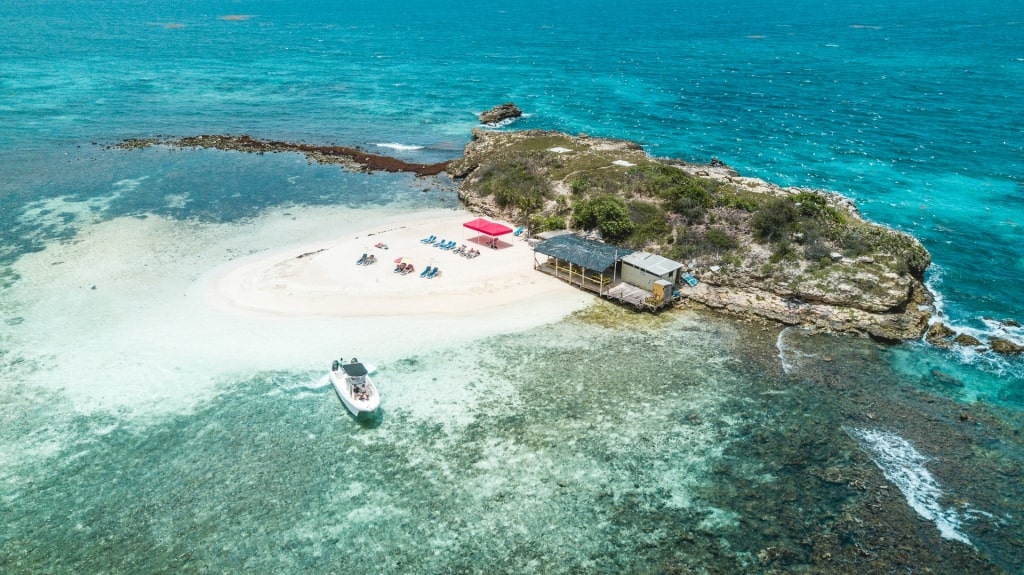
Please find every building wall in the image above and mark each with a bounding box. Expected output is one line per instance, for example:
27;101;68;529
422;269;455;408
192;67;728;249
620;262;663;291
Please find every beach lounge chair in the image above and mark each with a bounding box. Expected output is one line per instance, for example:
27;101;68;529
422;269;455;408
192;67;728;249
434;239;447;248
443;240;456;250
356;253;367;265
513;226;524;236
427;267;440;279
420;266;433;278
420;234;436;244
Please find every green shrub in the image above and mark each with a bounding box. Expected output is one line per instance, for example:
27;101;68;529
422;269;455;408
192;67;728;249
751;197;797;242
572;195;635;243
626;201;670;247
569;175;589;195
704;227;739;251
800;224;831;262
530;214;566;233
770;239;797;262
715;190;761;212
668;226;739;260
476;160;549;210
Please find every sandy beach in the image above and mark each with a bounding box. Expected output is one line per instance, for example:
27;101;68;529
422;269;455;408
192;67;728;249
207;211;586;318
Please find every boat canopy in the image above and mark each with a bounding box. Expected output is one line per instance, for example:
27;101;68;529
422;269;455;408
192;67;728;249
342;362;369;377
463;217;513;237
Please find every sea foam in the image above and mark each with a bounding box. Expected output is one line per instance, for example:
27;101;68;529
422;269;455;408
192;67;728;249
846;427;973;546
373;142;424;151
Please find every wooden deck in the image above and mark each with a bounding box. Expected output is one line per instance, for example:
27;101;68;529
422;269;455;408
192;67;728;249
605;282;655;308
535;261;611;294
535;260;670;311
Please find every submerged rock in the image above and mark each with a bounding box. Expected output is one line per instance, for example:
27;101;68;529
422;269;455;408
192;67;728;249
930;368;964;388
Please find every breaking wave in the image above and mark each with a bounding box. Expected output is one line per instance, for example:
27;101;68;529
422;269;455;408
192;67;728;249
846;427;974;546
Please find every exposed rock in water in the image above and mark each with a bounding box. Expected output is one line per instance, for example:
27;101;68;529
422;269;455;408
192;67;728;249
990;337;1024;355
954;333;983;347
479;102;523;125
925;322;956;348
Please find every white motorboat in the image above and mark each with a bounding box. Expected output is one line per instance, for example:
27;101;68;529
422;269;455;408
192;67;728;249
329;358;380;418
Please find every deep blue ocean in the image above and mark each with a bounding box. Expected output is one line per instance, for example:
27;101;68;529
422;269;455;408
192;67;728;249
2;1;1023;572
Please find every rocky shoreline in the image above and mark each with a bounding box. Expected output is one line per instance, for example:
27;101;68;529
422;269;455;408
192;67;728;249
449;128;938;342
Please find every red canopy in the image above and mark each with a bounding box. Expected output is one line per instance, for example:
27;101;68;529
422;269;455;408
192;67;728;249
463;218;513;237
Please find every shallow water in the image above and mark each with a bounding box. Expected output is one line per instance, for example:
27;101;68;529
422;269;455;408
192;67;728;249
2;304;1022;573
3;0;1024;572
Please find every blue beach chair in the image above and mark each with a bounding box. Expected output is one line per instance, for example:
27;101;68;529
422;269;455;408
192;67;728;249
420;266;433;278
513;226;524;236
356;253;367;265
420;234;436;244
427;267;440;279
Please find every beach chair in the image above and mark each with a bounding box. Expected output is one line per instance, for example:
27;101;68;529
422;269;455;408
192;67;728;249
434;239;447;248
443;240;456;250
363;254;377;265
420;266;433;278
420;234;436;244
513;226;524;236
427;267;440;279
356;253;367;265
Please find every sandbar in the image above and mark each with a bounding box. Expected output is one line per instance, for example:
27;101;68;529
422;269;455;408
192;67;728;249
207;211;588;318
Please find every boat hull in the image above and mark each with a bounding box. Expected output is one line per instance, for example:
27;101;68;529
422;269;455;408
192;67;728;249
329;370;380;418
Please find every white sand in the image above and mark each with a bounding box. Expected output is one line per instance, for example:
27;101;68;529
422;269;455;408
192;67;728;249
207;211;579;318
2;205;593;418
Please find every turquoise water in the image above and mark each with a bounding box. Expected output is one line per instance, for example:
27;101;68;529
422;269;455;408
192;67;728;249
2;0;1023;572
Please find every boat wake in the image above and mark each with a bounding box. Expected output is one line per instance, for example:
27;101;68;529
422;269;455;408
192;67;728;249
264;374;333;400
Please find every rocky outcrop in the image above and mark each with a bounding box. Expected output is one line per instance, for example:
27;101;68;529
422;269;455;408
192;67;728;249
682;274;933;341
990;337;1024;355
479;102;523;125
925;322;1024;356
449;129;937;340
926;323;957;348
116;134;451;176
954;333;983;347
